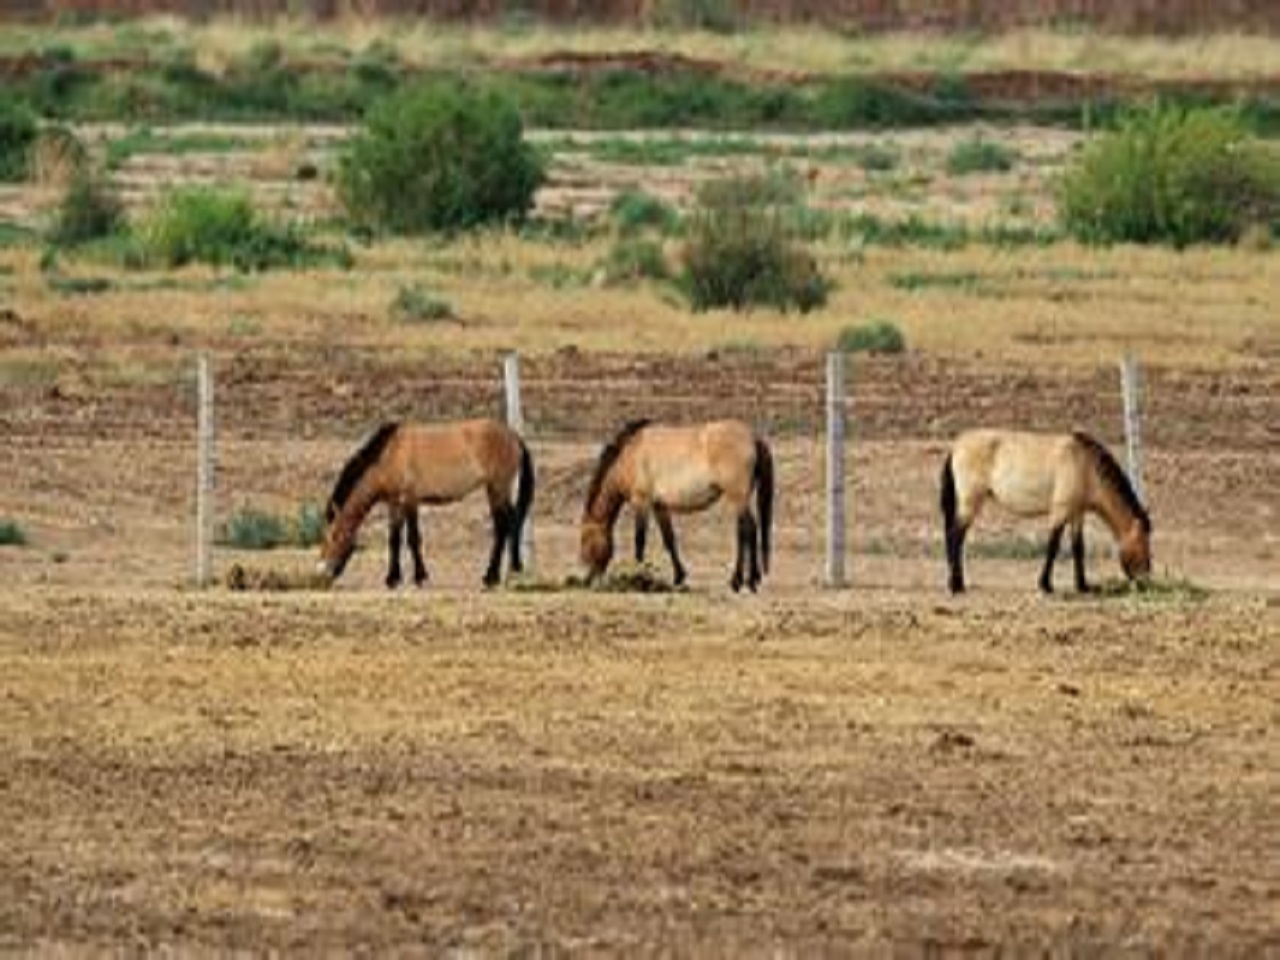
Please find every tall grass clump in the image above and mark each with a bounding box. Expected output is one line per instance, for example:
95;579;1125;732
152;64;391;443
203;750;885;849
837;320;907;355
0;101;38;182
1059;103;1280;247
338;81;544;235
681;173;831;313
219;504;324;550
139;187;346;271
611;188;680;236
49;169;126;247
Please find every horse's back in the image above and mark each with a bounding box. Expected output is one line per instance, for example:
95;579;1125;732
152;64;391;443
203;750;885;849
395;418;522;498
635;419;758;509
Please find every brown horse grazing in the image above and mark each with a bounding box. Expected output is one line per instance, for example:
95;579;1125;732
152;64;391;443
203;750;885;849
581;419;773;592
318;418;534;588
940;429;1151;595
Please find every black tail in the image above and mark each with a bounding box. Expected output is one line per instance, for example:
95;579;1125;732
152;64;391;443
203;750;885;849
514;438;536;535
754;438;773;575
940;453;957;534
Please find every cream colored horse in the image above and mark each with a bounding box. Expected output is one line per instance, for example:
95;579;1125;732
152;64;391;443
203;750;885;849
319;419;534;587
941;429;1151;594
581;419;773;592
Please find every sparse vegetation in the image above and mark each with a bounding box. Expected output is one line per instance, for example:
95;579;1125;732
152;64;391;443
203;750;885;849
391;284;455;323
946;136;1017;175
1059;104;1280;247
602;237;670;285
837;320;906;355
610;189;680;236
337;81;544;235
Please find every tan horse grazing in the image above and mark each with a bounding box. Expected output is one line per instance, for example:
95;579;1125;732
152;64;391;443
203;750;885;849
318;418;534;588
941;429;1151;595
581;419;774;592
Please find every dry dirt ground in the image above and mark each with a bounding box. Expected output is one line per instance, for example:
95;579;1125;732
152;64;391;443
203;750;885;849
2;347;1279;953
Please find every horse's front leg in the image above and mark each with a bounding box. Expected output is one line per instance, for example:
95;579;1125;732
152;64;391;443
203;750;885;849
653;505;686;587
385;505;405;590
1071;520;1092;593
1039;522;1066;594
406;507;428;587
634;508;649;564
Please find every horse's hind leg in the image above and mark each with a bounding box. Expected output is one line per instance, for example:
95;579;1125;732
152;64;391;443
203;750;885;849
406;508;428;587
1040;522;1066;594
653;505;686;587
483;493;514;587
385;505;405;590
731;510;759;593
946;521;968;594
1071;519;1091;593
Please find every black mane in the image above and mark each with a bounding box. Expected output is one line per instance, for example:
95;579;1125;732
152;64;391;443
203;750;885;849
327;422;400;521
1073;431;1151;531
585;418;652;513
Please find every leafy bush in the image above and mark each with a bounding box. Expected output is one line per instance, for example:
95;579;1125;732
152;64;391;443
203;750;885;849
1059;104;1280;247
138;187;348;271
611;188;680;235
0;518;28;546
391;283;455;323
837;320;906;355
338;81;544;234
49;170;126;247
682;174;831;313
602;237;670;284
647;0;740;31
946;136;1016;175
219;504;323;550
0;101;38;182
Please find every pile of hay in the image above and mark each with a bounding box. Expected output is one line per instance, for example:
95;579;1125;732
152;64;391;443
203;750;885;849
224;563;331;592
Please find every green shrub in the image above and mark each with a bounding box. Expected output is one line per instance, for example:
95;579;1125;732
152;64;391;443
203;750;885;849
602;237;670;284
0;101;38;182
337;81;544;235
391;283;455;323
610;188;680;235
1059;103;1280;247
49;170;126;247
647;0;740;32
837;320;906;355
851;143;900;172
946;136;1016;175
139;187;348;271
0;518;28;546
219;504;323;550
682;174;831;313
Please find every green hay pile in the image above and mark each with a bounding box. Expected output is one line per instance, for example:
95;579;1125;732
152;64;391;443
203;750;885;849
1088;575;1210;603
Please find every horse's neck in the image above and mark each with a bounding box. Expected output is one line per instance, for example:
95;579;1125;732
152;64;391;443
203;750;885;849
1090;483;1136;538
588;479;627;527
335;481;383;540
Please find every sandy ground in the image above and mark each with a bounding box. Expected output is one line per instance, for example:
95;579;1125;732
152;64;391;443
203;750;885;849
2;345;1278;952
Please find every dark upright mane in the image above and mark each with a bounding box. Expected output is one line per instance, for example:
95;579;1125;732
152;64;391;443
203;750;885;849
1073;432;1151;531
327;422;400;521
586;418;652;513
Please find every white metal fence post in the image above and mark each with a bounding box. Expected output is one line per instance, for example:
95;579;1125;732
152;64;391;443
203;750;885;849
503;352;534;573
195;353;215;588
825;351;847;588
1120;353;1146;504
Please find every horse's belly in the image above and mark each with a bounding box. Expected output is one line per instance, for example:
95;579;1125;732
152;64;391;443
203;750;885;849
991;469;1053;517
652;467;720;512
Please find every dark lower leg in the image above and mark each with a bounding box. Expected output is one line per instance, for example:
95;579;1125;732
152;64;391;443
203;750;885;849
484;505;511;586
741;512;760;590
731;512;750;592
406;510;428;586
1040;524;1065;594
634;510;648;563
386;515;404;589
946;523;967;594
507;500;524;574
655;507;685;586
1072;525;1090;593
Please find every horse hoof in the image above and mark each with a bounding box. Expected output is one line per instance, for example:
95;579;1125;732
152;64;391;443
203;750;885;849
385;576;402;590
